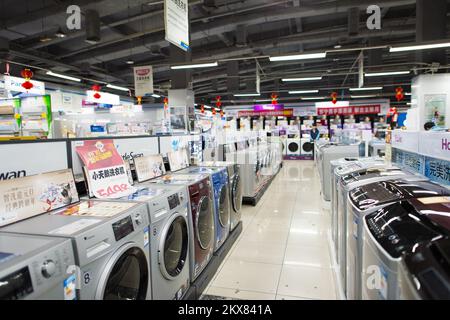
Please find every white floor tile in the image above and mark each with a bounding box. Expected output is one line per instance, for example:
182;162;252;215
229;239;287;264
283;243;332;269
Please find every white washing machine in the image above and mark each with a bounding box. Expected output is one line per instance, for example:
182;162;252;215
280;136;287;155
350;179;450;300
108;185;191;300
300;138;314;156
1;200;151;300
286;136;301;156
362;196;450;300
0;232;77;300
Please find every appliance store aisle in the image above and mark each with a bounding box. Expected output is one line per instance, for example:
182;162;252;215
205;160;337;300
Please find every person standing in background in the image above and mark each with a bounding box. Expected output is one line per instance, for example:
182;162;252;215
310;125;321;142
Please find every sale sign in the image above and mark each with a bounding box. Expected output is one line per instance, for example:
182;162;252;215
75;140;134;199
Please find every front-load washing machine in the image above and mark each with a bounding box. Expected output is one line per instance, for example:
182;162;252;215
398;237;450;300
195;161;242;231
350;180;450;300
147;174;215;281
300;138;314;156
175;166;230;252
109;185;191;300
286;135;301;156
1;200;151;300
320;144;361;201
0;232;76;300
361;196;450;300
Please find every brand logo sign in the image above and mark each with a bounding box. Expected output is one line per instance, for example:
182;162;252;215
442;138;450;151
0;170;26;180
4;76;45;95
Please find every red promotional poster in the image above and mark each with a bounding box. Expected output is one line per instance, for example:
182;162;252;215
75;140;134;199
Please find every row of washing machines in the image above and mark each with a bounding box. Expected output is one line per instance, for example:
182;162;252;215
330;157;450;300
281;136;314;156
0;162;243;300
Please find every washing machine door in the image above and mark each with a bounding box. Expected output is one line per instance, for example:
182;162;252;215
232;174;242;213
97;243;149;300
218;185;230;227
196;196;214;250
159;213;189;280
288;141;299;153
302;141;314;153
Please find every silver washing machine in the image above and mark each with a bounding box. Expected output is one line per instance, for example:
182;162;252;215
398;237;450;300
108;185;191;300
1;200;151;300
320;144;361;202
0;232;76;300
361;196;450;300
350;179;450;300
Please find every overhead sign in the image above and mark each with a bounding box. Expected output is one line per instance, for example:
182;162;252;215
4;76;45;95
164;0;190;51
316;101;350;108
75;139;134;199
253;104;284;111
86;90;120;105
133;65;154;97
317;105;381;116
238;109;294;117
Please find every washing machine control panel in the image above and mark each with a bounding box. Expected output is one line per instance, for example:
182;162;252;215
41;260;57;278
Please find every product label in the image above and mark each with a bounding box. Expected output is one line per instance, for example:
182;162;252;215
63;274;77;300
379;265;388;300
144;226;149;247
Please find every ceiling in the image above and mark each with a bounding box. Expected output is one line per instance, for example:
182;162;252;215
0;0;449;106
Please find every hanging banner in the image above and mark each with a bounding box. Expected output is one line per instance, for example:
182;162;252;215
4;75;45;95
133;65;154;97
75;140;134;199
86;91;120;105
316;105;381;116
238;109;294;117
425;157;450;186
253;104;284;111
164;0;190;51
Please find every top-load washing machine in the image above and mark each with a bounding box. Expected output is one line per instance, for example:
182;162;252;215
0;232;77;300
195;161;242;231
2;200;151;300
398;237;450;300
147;174;215;282
108;185;191;300
175;166;230;252
361;195;450;300
350;179;450;299
320;144;361;201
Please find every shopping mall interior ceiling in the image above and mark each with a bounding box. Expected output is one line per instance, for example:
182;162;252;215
0;0;448;105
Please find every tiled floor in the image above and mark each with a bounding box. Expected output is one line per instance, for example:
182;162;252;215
205;160;338;300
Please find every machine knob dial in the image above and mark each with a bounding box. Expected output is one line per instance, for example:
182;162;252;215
41;260;57;278
135;213;143;225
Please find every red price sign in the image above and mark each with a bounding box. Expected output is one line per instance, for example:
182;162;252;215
97;184;129;198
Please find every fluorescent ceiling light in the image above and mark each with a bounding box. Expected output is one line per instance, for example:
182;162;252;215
288;90;319;94
365;71;410;77
255;99;273;102
407;102;412;105
171;62;218;69
106;84;129;92
405;92;411;96
390;42;450;52
151;94;161;98
282;76;322;82
301;97;326;100
349;86;383;91
351;95;377;98
46;71;81;82
234;93;260;97
269;52;326;62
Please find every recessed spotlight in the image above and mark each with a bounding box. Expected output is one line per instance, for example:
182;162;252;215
126;60;135;65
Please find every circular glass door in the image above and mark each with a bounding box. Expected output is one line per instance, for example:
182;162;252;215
161;215;189;279
196;196;214;250
218;186;230;227
102;247;148;300
289;142;299;152
303;142;313;153
232;174;242;213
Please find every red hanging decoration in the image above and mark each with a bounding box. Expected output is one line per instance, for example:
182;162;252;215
215;96;222;108
220;110;224;118
91;84;102;99
200;105;205;114
395;87;404;102
21;68;34;91
271;93;278;105
163;97;169;111
331;92;338;104
212;108;217;115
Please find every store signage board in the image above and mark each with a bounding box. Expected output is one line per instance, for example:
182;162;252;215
418;131;450;161
402;150;425;175
86;90;120;106
0;141;68;181
0;169;79;227
316;101;350;108
164;0;190;51
391;130;419;153
316;105;381;116
134;155;166;182
134;66;154;97
75;139;134;199
4;76;45;95
425;156;450;186
253;104;284;111
168;148;190;172
238;109;294;117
